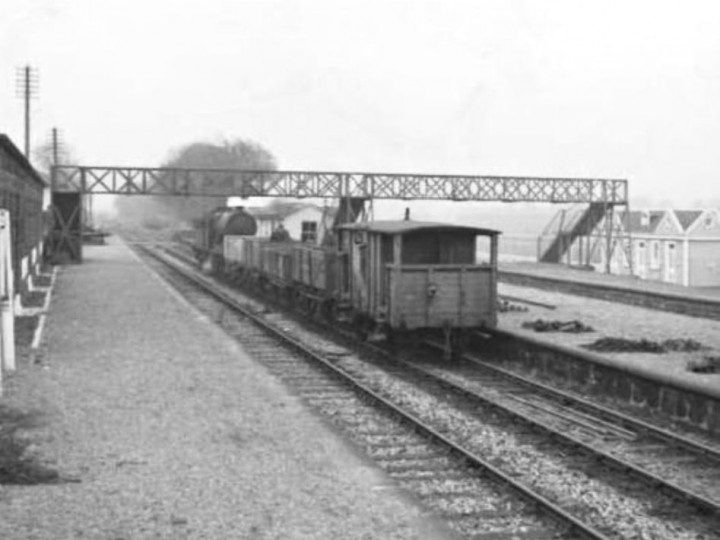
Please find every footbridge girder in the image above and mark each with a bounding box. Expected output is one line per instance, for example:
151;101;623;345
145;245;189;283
48;165;630;271
51;165;628;204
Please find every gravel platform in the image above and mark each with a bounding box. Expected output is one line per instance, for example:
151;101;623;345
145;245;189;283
500;260;720;301
498;282;720;393
0;239;457;540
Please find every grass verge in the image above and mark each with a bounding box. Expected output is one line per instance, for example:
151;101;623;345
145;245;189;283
0;405;60;485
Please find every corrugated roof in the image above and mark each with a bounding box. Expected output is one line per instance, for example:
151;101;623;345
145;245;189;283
673;210;703;231
337;220;500;236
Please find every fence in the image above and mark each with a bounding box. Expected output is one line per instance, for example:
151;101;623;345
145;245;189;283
0;210;15;396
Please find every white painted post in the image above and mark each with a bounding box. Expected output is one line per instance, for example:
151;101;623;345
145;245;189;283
0;211;5;394
683;238;690;287
1;302;15;372
0;211;5;380
0;210;15;373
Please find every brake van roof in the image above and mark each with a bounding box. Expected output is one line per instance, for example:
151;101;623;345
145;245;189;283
337;220;500;236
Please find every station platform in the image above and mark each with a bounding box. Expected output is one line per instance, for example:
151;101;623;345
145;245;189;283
0;239;456;540
500;261;720;300
497;280;720;394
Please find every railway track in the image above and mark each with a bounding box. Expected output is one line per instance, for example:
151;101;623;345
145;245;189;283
385;343;720;508
137;244;570;539
324;345;720;537
135;242;720;539
455;344;720;465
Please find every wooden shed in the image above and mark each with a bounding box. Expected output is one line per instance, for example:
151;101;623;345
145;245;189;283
0;134;47;293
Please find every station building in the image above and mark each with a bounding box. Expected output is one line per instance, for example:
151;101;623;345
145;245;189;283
540;206;720;287
246;202;336;244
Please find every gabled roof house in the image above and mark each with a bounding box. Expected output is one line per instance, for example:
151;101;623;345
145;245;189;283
246;202;337;244
540;207;720;287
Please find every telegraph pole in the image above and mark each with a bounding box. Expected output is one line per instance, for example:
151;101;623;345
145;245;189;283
50;127;63;191
15;65;39;158
52;127;59;166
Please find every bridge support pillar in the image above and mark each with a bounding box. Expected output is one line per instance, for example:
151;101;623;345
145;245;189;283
47;191;83;263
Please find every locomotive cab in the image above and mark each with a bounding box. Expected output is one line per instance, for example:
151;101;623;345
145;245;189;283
196;206;258;272
335;221;500;347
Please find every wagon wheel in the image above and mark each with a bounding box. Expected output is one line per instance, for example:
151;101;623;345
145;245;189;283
386;328;399;354
259;276;269;295
329;301;344;324
309;297;321;319
285;287;292;307
295;292;306;314
441;323;468;361
451;330;468;361
211;255;224;274
272;284;281;303
238;268;248;286
353;314;370;341
387;328;413;355
321;299;334;322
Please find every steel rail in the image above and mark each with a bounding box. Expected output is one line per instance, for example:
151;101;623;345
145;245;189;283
499;294;557;310
138;244;613;540
466;337;720;462
408;339;720;516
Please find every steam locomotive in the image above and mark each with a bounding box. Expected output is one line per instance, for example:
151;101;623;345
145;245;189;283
194;205;500;355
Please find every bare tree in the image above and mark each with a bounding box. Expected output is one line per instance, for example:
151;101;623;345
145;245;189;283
114;138;277;226
32;140;76;183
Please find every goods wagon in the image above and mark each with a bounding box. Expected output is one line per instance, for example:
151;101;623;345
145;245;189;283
262;242;294;287
222;236;327;300
292;244;336;294
196;208;500;357
334;221;499;345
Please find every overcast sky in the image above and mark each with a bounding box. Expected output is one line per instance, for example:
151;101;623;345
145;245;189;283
2;0;720;208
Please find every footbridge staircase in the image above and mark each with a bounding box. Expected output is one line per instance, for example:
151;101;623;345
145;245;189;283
539;202;633;273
